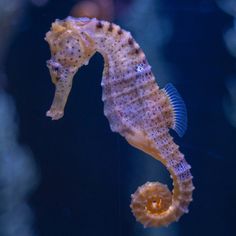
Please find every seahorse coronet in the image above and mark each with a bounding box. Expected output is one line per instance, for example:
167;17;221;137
45;17;194;227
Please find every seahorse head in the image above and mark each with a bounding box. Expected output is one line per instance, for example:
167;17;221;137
45;17;96;120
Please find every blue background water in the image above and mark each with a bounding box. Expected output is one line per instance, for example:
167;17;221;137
2;0;236;235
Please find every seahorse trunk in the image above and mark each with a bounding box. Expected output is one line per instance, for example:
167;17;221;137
45;17;194;228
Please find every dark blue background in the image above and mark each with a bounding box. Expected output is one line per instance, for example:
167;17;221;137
5;0;236;235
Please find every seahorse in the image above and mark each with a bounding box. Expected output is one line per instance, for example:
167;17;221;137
45;17;194;227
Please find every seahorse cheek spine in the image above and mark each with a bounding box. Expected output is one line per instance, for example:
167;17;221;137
45;17;194;228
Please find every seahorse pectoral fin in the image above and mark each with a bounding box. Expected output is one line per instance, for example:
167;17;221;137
162;83;188;137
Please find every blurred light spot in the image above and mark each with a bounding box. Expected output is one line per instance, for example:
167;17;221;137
0;92;39;236
224;22;236;57
0;0;26;62
71;1;100;19
217;1;236;128
70;0;114;21
0;204;34;236
217;0;236;17
224;28;236;56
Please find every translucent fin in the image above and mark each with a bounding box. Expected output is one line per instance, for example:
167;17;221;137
163;83;187;137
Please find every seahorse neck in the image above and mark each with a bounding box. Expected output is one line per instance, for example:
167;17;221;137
95;36;130;78
88;27;145;80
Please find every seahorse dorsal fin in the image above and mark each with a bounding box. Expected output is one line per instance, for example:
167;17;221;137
163;83;187;137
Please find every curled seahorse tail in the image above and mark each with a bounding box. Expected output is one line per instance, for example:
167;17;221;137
130;181;173;227
127;131;194;227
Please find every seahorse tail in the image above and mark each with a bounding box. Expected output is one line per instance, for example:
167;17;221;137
128;133;194;227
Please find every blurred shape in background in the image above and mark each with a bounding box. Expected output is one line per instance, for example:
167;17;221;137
70;0;133;21
0;0;39;235
223;20;236;58
217;0;236;16
71;0;115;21
0;0;26;72
217;0;236;127
0;92;38;236
30;0;49;7
223;77;236;127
